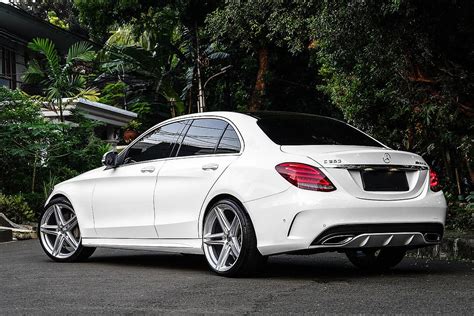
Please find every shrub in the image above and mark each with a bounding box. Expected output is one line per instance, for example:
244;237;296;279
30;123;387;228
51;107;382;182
0;194;35;224
0;87;107;218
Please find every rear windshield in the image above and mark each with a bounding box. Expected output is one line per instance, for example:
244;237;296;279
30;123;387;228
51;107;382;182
256;114;383;147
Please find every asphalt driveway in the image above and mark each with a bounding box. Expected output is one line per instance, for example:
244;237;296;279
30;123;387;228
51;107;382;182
0;240;473;314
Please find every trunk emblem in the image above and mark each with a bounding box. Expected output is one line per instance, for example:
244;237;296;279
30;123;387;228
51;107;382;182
383;153;391;163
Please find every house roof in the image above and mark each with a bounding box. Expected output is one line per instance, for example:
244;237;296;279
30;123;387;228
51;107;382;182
0;2;94;52
41;98;138;127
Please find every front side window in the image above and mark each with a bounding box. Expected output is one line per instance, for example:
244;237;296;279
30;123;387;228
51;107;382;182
123;120;189;164
177;119;228;157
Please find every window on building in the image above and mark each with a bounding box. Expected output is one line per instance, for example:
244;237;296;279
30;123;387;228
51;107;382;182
0;47;16;89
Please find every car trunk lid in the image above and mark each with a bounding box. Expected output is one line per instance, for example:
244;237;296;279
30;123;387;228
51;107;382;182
281;145;429;201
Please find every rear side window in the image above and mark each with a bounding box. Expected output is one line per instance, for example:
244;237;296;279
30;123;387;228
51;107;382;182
216;125;241;154
177;119;228;157
256;114;382;147
123;120;188;164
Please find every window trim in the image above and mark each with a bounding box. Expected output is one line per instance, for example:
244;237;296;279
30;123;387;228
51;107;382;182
113;115;244;169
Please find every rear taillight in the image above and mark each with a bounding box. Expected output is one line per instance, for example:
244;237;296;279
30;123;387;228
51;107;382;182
429;169;441;192
275;163;336;192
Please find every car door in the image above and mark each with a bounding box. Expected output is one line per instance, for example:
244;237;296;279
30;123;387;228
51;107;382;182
92;120;189;238
154;118;242;238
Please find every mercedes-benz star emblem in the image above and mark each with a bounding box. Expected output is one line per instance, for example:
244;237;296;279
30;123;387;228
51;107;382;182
383;153;391;163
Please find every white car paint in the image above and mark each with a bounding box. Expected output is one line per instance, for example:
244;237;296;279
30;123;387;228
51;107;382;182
46;111;447;256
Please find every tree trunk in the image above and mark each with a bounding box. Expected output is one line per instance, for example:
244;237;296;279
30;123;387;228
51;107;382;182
31;153;37;193
249;47;269;111
195;22;205;113
58;98;64;122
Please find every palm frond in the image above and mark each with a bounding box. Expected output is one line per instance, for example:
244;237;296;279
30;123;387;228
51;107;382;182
66;41;95;64
76;88;100;102
207;51;230;60
67;75;86;92
45;86;62;101
28;38;60;75
22;59;45;84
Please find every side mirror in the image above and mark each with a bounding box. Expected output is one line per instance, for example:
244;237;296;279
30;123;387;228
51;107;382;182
102;151;118;168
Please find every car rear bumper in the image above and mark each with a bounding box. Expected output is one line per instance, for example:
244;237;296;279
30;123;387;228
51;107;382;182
244;186;447;256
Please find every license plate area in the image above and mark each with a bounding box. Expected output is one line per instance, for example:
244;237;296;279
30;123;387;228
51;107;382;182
361;170;409;191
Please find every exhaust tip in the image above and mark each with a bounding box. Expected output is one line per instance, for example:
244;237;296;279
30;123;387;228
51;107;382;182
321;235;354;245
424;233;441;243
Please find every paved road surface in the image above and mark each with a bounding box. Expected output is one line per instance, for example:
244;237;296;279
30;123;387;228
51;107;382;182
1;240;473;314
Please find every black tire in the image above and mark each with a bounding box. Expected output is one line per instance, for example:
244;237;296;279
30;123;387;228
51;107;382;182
39;197;96;262
203;198;266;277
346;248;406;270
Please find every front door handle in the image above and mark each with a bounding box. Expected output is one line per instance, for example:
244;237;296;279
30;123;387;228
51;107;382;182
140;166;156;173
202;163;219;171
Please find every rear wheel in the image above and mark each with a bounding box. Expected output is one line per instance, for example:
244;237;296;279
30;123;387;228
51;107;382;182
202;199;265;277
39;197;95;262
346;248;406;270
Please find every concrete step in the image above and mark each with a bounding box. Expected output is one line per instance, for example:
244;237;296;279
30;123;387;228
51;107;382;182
408;235;474;262
0;228;13;243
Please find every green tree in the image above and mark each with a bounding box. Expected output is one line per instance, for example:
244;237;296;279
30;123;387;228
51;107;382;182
313;0;474;192
14;0;87;36
23;38;98;122
0;87;107;214
206;0;318;110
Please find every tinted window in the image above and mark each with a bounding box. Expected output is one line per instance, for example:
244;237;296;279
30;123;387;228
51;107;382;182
123;121;188;163
216;125;241;154
177;119;227;157
256;114;382;147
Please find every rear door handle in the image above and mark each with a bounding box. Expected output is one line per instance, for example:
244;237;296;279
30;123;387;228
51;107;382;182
202;163;219;171
140;166;156;173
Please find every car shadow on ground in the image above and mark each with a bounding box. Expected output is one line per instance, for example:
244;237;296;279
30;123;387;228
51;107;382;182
84;251;462;280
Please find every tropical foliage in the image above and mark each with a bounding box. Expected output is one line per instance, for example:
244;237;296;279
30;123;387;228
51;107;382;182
0;87;107;216
23;38;98;121
5;0;473;225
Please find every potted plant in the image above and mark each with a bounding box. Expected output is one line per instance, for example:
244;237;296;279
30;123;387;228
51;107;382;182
123;120;141;143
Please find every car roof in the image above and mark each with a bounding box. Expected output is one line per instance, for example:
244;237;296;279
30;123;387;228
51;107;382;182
244;111;347;124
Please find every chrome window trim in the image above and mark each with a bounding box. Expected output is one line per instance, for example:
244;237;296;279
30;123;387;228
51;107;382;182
112;115;244;170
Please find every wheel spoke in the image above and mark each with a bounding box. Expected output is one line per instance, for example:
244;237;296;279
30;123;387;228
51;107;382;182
65;216;77;231
229;239;241;258
214;207;230;233
229;217;240;237
216;243;231;270
52;235;65;256
203;232;225;245
53;205;66;225
40;224;58;236
65;232;79;249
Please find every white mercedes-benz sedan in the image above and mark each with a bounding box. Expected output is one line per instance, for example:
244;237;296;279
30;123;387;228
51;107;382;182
39;111;447;276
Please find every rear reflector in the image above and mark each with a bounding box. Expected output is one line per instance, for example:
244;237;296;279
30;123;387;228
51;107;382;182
429;169;441;192
275;163;336;192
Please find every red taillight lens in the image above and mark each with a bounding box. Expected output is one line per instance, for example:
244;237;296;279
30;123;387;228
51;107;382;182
275;162;336;192
429;169;441;192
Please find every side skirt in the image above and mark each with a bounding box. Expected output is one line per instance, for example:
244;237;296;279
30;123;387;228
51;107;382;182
82;237;204;255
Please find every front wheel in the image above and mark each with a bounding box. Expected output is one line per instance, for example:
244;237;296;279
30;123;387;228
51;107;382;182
202;199;266;277
346;248;406;271
39;197;95;262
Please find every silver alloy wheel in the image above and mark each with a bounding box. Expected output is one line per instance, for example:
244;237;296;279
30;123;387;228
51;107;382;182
203;203;243;272
39;203;80;259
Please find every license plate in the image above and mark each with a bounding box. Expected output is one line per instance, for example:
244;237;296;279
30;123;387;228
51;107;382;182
361;170;409;191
